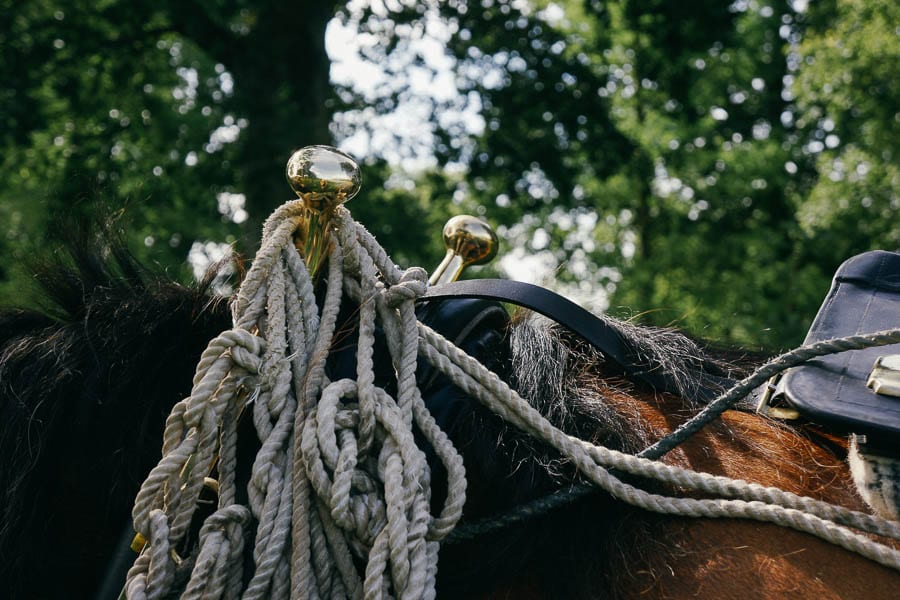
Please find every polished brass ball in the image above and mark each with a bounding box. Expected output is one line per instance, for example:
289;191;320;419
285;145;361;211
442;215;499;266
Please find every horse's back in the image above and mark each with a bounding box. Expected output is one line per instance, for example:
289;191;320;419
625;407;900;599
634;519;896;599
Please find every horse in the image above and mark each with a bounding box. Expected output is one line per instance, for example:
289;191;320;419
1;224;898;600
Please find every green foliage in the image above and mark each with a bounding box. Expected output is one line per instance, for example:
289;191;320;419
2;0;896;350
0;0;338;303
427;0;806;346
340;0;897;348
791;0;900;267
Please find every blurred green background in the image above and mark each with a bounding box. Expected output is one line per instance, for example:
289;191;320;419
1;0;897;349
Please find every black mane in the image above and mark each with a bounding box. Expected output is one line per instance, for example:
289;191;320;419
0;232;231;598
0;231;755;599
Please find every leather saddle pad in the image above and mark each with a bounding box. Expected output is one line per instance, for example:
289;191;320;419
776;250;900;445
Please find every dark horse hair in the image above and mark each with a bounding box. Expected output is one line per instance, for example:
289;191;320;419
0;227;761;599
0;229;232;598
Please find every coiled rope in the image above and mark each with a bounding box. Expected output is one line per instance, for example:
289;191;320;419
127;201;465;600
126;201;900;600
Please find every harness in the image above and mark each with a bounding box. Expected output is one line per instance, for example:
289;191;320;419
424;253;900;456
422;278;723;398
757;250;900;523
415;257;900;540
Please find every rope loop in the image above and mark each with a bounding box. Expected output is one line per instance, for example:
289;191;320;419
128;202;464;599
383;267;427;308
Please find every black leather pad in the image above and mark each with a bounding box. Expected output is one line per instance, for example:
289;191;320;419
779;251;900;442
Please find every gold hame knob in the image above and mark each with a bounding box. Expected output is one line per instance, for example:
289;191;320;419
429;215;499;285
286;145;361;212
285;145;361;279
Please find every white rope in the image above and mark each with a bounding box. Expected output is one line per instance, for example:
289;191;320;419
417;322;900;570
126;200;900;600
127;201;465;599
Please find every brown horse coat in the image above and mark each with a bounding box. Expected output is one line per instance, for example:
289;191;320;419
481;382;900;599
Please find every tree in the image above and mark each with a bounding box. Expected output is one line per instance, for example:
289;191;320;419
0;0;338;300
4;0;895;349
791;0;899;266
336;0;898;347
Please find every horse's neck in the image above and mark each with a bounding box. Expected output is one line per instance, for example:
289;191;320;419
599;389;900;600
625;390;857;503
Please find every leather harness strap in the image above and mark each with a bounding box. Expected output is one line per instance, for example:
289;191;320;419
421;279;693;396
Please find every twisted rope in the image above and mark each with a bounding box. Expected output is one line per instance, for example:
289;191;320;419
127;199;900;600
641;330;900;459
126;202;465;600
417;324;900;569
449;328;900;541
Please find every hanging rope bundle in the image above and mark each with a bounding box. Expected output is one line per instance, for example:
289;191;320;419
126;200;467;600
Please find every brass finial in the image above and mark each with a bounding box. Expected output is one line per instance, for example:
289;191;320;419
285;145;361;278
429;215;499;285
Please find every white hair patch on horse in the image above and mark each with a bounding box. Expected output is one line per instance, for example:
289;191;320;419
849;436;900;521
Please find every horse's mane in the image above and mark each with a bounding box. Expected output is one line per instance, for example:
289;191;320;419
0;230;776;599
435;314;768;598
0;231;232;597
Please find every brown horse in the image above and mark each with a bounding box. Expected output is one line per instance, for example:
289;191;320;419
529;376;897;599
0;230;897;599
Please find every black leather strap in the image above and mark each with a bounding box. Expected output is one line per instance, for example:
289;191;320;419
421;279;684;394
424;279;629;364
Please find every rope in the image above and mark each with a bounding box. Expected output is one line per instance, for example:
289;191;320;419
416;324;900;569
126;199;900;600
126;201;465;600
448;328;900;541
641;330;900;459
